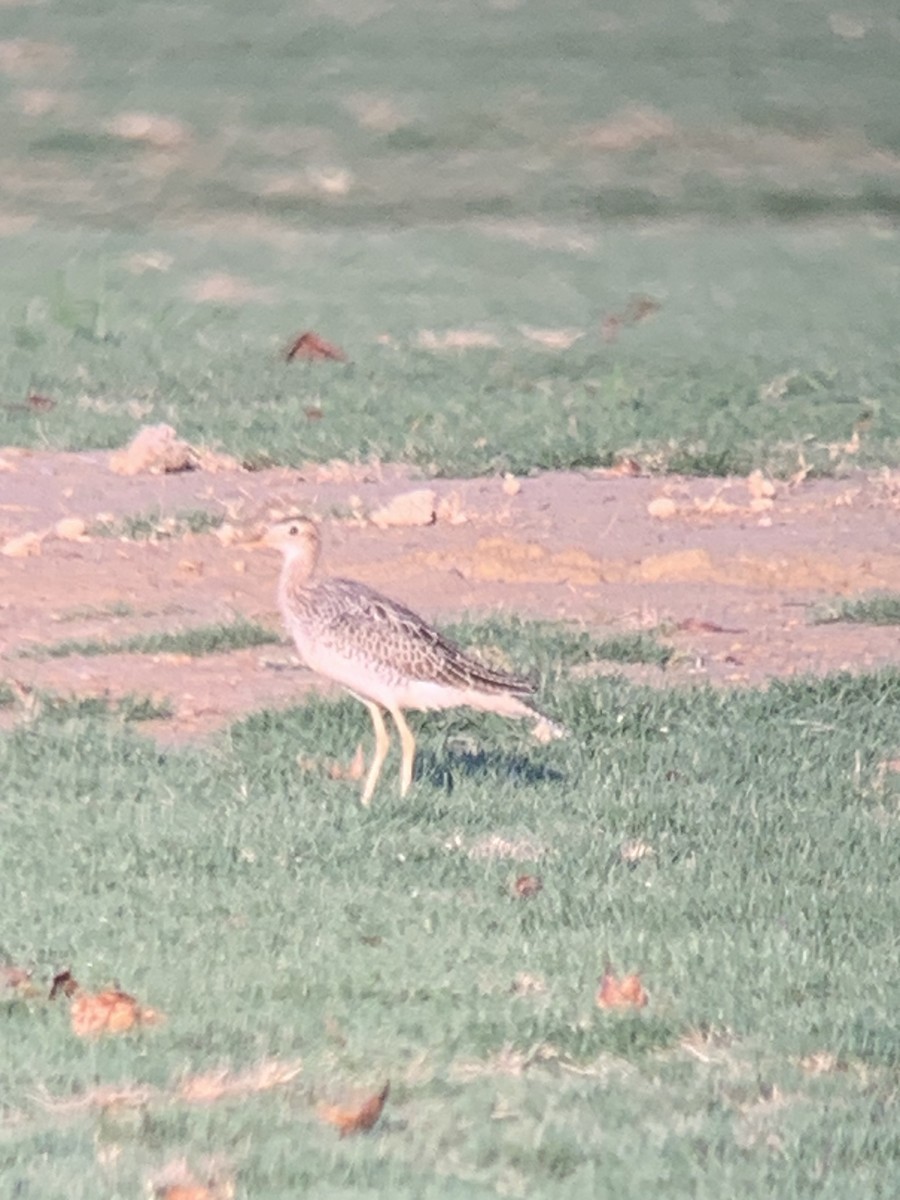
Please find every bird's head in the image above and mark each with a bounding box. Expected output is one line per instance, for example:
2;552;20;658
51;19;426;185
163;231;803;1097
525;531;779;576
262;516;321;563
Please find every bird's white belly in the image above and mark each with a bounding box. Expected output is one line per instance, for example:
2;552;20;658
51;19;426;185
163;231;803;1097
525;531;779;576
286;620;400;707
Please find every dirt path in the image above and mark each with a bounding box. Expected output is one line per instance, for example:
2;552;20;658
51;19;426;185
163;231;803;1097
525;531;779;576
1;448;898;741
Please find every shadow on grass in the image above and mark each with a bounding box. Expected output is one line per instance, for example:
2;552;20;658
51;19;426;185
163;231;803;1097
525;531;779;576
417;744;566;791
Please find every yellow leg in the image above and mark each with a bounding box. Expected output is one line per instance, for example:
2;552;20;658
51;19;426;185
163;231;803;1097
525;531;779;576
359;699;390;807
389;707;416;797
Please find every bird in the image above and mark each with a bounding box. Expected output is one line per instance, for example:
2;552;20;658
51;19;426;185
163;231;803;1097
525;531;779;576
262;516;558;805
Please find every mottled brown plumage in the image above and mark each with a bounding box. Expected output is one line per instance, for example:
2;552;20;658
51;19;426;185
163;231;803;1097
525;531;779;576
263;517;553;805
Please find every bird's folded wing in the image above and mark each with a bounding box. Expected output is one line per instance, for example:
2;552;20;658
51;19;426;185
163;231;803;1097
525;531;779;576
320;579;536;695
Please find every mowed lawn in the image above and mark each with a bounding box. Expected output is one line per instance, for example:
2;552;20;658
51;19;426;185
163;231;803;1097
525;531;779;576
2;2;900;1196
2;223;900;477
1;1;900;475
1;649;899;1198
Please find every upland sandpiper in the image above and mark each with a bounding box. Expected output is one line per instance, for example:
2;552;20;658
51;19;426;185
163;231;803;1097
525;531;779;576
263;517;555;805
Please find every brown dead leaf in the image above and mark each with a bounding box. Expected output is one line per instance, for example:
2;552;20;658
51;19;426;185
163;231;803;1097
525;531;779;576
512;873;543;899
157;1187;215;1200
284;330;348;362
304;406;324;421
1;964;34;993
64;983;163;1037
316;1082;390;1137
329;743;365;781
595;967;648;1010
675;617;746;634
601;294;661;341
49;969;79;1000
624;295;661;324
297;743;365;781
27;392;55;411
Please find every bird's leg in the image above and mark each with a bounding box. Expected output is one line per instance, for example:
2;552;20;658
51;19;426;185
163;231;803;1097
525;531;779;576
359;699;390;807
389;707;417;797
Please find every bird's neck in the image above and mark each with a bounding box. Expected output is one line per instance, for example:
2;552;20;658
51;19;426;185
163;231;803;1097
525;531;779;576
280;545;318;592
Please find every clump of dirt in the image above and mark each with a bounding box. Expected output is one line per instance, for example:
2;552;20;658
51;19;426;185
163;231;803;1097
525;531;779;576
1;450;898;742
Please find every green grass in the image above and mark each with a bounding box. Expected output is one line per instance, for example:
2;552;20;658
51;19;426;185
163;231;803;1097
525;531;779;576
0;3;899;476
1;644;899;1197
447;616;673;674
1;225;899;476
0;688;173;723
18;616;669;672
54;601;136;623
812;593;900;626
3;1;900;230
91;508;225;541
19;617;281;660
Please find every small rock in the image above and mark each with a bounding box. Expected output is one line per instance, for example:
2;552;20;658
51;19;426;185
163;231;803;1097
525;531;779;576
647;496;678;519
501;473;521;497
214;522;239;546
109;424;194;476
747;469;776;501
1;531;44;557
54;517;88;541
436;491;468;525
370;489;436;529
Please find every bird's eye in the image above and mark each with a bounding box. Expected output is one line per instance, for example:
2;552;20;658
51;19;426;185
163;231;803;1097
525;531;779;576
289;524;299;536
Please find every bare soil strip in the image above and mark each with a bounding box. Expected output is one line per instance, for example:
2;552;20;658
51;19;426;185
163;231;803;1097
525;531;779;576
2;450;898;740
